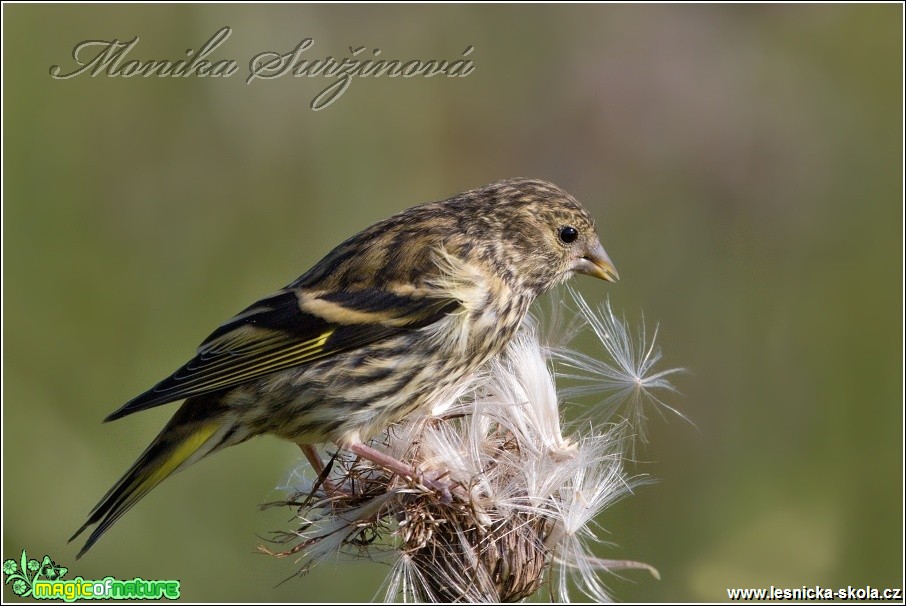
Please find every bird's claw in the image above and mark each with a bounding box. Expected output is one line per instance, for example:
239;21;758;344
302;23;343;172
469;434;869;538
417;469;460;504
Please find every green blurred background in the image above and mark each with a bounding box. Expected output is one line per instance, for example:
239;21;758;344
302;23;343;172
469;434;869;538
3;4;902;602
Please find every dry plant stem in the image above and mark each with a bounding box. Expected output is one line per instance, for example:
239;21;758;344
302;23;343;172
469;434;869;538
566;555;661;580
347;442;464;503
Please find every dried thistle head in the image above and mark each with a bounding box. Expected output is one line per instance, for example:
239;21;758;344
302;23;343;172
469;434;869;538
264;291;680;602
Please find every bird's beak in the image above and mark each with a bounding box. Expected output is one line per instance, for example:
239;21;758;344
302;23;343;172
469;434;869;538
573;240;619;282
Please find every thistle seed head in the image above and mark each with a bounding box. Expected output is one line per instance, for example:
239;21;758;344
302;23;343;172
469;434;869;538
265;289;681;602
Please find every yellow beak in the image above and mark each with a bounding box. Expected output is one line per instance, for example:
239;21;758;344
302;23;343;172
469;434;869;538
574;241;619;282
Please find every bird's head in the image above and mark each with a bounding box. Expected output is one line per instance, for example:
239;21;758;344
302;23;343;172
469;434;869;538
452;178;619;293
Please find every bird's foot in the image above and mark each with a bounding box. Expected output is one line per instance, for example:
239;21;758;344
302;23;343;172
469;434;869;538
346;442;465;503
416;469;455;504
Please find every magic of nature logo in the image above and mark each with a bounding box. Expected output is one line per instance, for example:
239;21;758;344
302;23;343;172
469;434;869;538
2;549;179;601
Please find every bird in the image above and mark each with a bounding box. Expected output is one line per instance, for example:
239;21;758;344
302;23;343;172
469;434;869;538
70;177;619;558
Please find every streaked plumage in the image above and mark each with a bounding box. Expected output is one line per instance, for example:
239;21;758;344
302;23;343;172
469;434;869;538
71;177;618;558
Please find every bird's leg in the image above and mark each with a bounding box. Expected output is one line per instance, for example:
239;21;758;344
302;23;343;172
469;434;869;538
297;443;343;497
299;444;326;476
346;442;464;503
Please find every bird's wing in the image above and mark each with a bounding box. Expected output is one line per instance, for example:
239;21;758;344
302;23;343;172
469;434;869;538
104;287;460;421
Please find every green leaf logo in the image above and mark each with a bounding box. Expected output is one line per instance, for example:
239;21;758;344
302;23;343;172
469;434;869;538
3;549;69;598
2;550;35;597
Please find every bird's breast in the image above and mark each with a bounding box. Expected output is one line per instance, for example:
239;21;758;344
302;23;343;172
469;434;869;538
245;283;534;447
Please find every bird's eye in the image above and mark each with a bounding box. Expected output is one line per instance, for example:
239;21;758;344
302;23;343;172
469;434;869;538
559;226;579;244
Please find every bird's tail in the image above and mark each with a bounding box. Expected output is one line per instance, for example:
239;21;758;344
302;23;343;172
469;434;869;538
70;399;235;559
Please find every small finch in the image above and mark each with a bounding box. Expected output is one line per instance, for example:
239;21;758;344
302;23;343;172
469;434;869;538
71;177;619;558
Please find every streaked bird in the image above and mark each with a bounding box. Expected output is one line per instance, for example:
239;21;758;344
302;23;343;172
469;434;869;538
71;177;619;558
